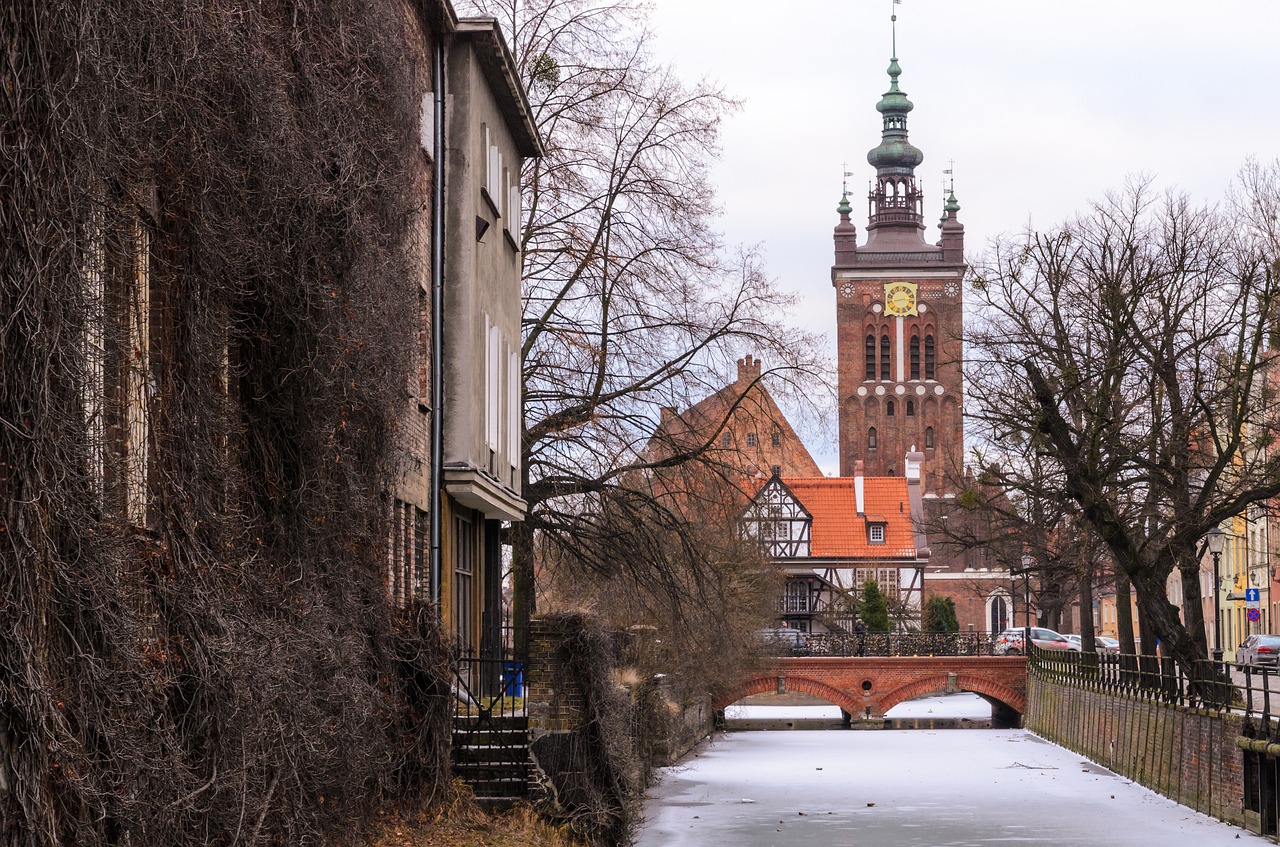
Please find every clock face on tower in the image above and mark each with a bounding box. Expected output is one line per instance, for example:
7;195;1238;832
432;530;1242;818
883;281;918;316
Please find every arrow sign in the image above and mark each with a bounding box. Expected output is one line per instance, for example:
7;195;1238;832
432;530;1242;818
1246;588;1261;607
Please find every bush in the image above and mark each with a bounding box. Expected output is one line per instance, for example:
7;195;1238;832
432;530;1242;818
922;596;959;633
860;581;891;632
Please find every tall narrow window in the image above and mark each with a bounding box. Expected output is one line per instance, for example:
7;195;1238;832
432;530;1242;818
910;335;920;380
721;432;731;447
906;400;915;417
865;334;876;381
925;426;934;449
746;432;757;447
454;515;474;653
868;426;878;451
990;595;1008;633
925;334;936;380
771;429;782;447
880;334;890;381
886;400;895;417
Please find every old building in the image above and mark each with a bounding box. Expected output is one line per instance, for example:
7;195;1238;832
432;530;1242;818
831;54;965;492
740;454;930;633
827;48;1017;634
644;355;822;519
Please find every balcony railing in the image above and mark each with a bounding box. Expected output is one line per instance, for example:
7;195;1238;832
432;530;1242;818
778;596;813;614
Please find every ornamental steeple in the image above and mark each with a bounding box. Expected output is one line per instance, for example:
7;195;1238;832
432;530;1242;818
864;52;926;243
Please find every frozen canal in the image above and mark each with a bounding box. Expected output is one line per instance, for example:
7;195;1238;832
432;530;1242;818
637;694;1268;847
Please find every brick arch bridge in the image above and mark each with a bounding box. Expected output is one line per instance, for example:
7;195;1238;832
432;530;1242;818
717;656;1027;724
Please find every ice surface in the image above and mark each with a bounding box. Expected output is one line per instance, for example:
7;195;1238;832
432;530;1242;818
639;695;1266;847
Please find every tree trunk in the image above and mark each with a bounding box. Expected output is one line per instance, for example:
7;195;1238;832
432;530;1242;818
1115;572;1138;685
511;517;536;661
1079;567;1099;671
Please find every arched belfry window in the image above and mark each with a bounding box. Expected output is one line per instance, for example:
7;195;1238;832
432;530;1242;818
886;400;895;417
906;400;915;417
925;426;934;449
924;333;936;380
865;333;876;381
910;335;920;380
868;427;878;451
880;334;890;381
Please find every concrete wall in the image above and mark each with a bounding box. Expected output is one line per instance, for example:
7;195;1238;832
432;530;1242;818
1027;674;1245;828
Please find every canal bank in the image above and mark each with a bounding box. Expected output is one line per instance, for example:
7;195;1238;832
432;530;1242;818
638;700;1268;847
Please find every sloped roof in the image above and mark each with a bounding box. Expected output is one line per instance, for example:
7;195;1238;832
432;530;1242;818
780;476;919;559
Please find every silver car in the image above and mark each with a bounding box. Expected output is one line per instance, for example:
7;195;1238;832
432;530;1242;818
1236;634;1280;667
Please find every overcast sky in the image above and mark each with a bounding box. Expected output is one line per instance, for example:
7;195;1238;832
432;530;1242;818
647;0;1280;471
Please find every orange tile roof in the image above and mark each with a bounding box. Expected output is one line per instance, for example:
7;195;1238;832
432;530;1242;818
781;476;918;559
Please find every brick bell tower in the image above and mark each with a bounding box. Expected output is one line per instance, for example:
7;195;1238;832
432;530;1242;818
833;47;965;493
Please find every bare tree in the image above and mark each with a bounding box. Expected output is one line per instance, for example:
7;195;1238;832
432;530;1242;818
457;0;827;639
964;170;1280;687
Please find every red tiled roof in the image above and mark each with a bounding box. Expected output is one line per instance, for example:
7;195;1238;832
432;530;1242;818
782;476;918;559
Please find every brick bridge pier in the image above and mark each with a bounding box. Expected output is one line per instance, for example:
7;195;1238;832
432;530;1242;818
717;656;1028;727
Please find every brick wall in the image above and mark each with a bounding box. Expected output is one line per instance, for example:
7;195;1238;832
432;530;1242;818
526;617;586;733
1027;674;1245;827
716;656;1027;720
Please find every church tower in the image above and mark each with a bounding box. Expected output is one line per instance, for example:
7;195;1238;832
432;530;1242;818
833;48;965;492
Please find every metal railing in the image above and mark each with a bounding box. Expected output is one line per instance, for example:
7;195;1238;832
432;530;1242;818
778;596;813;614
766;631;999;658
453;655;526;726
1030;648;1253;713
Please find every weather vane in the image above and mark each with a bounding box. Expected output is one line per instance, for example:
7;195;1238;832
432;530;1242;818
891;0;901;56
842;162;853;196
944;159;955;193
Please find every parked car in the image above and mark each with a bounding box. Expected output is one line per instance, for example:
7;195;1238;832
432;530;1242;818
1095;636;1121;655
760;627;810;655
1063;634;1121;655
994;627;1070;656
1236;634;1280;667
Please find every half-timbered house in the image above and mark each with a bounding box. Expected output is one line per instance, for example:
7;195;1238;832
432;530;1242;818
741;452;931;633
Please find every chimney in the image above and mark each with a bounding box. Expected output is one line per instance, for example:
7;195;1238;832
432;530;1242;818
737;354;762;383
904;448;924;488
854;459;865;516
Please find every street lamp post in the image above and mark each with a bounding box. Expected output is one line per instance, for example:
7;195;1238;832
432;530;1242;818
1206;527;1226;664
1020;553;1033;656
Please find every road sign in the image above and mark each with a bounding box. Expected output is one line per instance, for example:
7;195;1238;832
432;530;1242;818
1248;608;1262;623
1246;588;1261;607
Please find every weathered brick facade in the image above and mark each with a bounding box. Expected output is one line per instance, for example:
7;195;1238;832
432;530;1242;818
831;55;967;495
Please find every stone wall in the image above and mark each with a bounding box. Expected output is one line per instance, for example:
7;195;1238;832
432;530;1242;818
1027;673;1245;827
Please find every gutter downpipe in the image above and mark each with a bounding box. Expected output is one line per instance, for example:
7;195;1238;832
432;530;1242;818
428;38;446;611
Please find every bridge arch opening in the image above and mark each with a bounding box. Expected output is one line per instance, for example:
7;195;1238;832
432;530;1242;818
877;675;1024;728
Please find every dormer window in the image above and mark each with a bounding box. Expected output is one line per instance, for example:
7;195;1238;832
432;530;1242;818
868;523;886;545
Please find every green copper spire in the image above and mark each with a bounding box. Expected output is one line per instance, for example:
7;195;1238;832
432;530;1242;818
867;55;923;176
837;191;852;216
944;188;960;214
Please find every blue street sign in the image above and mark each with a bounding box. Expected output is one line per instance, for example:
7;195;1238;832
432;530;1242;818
1248;608;1262;622
1246;588;1261;605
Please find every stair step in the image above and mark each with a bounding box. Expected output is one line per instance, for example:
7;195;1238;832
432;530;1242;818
455;751;529;766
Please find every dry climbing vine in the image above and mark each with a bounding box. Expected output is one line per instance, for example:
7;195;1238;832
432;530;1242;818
1;2;451;845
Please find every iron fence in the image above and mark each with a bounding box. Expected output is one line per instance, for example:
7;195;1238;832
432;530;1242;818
1029;647;1259;714
769;631;999;658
